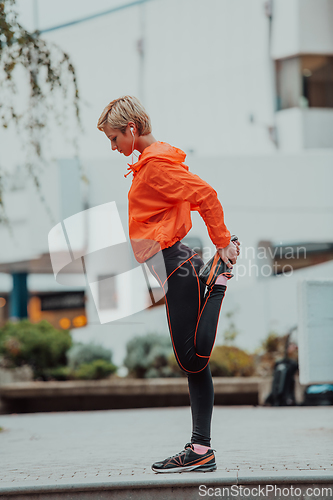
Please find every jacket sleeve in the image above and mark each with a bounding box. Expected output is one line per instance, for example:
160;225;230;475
143;162;231;248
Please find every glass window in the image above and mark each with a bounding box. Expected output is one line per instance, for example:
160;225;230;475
276;55;333;110
302;56;333;108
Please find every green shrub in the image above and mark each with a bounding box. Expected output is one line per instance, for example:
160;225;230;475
74;359;117;380
44;366;73;381
67;342;113;369
209;345;255;377
124;333;179;378
0;320;72;379
45;360;117;381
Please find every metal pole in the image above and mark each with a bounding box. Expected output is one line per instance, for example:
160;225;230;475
10;273;29;320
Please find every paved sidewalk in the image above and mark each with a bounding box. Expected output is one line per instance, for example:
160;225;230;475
0;406;332;499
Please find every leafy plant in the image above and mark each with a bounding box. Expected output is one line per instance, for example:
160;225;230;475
67;342;113;370
209;345;255;377
0;319;72;379
74;359;117;380
44;365;73;381
124;333;179;378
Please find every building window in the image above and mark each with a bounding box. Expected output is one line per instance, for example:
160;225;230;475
302;56;333;108
276;55;333;110
27;291;87;329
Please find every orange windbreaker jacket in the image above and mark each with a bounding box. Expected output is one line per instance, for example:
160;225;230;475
126;142;231;263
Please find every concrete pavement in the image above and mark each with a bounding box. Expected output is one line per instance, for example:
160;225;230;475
0;406;332;499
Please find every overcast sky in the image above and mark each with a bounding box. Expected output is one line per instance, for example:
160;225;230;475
16;0;135;32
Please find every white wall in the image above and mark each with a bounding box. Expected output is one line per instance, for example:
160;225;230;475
298;280;333;384
272;0;333;59
275;108;304;151
276;108;333;151
303;109;333;149
32;0;276;162
271;0;300;59
299;0;333;54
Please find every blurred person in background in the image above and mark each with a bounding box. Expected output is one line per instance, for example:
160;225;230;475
97;96;239;473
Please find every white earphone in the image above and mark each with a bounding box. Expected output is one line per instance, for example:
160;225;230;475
129;126;138;165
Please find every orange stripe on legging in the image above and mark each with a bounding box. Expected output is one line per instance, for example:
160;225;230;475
160;254;198;288
206;253;219;287
151;263;210;375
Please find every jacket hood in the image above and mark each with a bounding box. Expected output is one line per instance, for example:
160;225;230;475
125;142;188;178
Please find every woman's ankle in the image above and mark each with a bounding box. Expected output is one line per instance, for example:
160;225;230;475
192;443;210;454
215;274;228;286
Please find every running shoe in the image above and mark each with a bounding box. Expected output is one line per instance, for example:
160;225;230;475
151;443;217;473
199;235;238;288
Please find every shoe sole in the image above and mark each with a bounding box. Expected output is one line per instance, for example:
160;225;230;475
152;463;217;473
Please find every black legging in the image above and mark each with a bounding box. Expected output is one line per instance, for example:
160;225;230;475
147;242;226;447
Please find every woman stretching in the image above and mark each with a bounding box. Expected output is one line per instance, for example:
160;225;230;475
97;96;239;473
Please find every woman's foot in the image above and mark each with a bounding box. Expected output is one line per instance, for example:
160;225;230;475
199;252;233;287
151;443;217;473
199;235;238;287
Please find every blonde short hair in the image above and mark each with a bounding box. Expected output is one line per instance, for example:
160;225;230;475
97;95;152;135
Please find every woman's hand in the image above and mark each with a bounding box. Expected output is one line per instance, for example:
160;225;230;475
217;239;240;269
